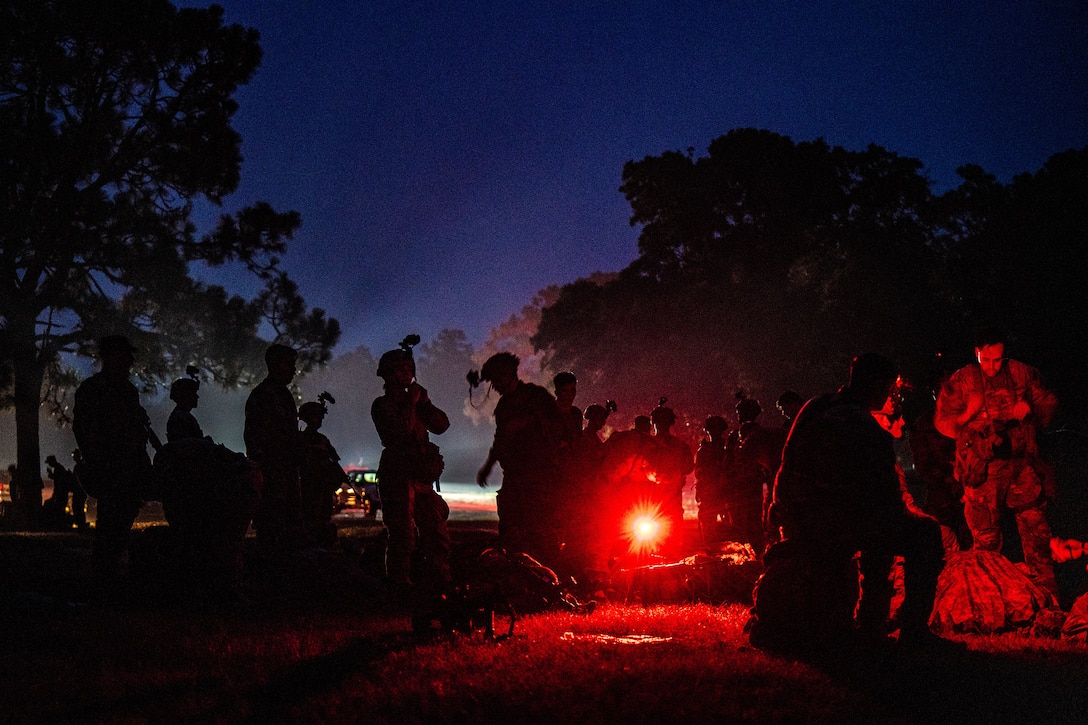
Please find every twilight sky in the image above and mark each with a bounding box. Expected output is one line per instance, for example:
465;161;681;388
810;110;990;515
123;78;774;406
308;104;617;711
183;0;1088;354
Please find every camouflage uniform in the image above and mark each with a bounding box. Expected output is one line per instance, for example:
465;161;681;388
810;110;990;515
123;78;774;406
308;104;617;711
773;390;943;639
935;360;1059;598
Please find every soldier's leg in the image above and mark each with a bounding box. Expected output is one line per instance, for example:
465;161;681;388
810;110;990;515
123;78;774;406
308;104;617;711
856;549;895;636
414;485;452;585
93;495;140;580
1008;462;1059;601
962;471;1002;551
893;511;944;640
379;481;415;585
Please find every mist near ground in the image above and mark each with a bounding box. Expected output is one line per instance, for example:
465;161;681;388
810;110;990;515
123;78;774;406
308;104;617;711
1;331;504;485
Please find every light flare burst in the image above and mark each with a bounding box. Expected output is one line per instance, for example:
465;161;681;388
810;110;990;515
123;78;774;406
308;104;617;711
622;499;671;556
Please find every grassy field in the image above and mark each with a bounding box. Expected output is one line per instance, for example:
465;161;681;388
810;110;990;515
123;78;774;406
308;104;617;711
3;522;1088;724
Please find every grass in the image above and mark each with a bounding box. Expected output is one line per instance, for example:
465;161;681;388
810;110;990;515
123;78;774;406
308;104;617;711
3;524;1088;724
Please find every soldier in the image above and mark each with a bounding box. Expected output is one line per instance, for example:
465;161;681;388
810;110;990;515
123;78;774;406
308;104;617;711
934;327;1059;599
647;402;694;556
44;453;84;529
695;415;730;546
167;377;205;442
553;371;584;453
372;347;451;595
776;390;805;431
73;335;156;580
563;401;613;591
552;371;584;558
299;399;348;549
771;353;947;648
725;395;783;552
244;343;303;555
476;352;566;563
909;372;971;556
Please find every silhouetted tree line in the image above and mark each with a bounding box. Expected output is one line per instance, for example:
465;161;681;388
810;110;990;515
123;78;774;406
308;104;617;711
0;1;338;524
533;129;1088;430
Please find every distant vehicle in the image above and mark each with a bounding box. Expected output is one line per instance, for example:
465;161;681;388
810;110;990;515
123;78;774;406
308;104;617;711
338;468;380;517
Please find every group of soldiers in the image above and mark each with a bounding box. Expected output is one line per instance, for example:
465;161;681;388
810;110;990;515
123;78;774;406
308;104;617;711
62;324;1063;648
472;326;1062;650
65;334;454;607
470;352;789;594
69;338;344;601
752;327;1060;651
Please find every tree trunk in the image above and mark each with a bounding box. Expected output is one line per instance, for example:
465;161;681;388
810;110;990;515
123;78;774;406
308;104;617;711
10;326;45;530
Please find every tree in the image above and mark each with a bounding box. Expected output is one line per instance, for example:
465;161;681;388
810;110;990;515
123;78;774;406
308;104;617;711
535;129;955;423
942;148;1088;414
0;0;339;526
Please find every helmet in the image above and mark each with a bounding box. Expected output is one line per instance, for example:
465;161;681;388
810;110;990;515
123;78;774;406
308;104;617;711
169;377;199;402
265;343;297;366
650;405;676;426
298;401;326;420
584;404;609;422
704;415;728;433
377;348;414;379
735;397;762;423
481;352;519;382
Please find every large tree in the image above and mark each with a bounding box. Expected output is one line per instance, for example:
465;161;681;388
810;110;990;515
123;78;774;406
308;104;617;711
943;148;1088;411
534;129;957;423
0;0;339;525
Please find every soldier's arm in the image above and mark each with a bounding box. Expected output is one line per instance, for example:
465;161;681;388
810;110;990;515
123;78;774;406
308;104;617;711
417;398;451;436
1025;366;1058;428
934;375;979;439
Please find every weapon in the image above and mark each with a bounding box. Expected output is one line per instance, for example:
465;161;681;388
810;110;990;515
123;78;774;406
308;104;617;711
144;412;163;453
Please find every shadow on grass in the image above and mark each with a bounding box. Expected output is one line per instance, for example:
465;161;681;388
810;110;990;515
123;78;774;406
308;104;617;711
801;642;1088;723
242;633;420;723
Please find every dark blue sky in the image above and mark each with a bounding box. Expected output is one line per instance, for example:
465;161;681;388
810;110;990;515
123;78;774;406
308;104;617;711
186;0;1088;353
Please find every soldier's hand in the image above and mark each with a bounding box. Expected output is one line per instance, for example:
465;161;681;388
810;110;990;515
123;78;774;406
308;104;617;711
962;393;985;423
408;382;427;405
1011;400;1031;422
476;463;492;488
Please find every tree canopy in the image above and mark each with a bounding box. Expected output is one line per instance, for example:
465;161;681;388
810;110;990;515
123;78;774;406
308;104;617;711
0;0;339;523
533;129;1088;431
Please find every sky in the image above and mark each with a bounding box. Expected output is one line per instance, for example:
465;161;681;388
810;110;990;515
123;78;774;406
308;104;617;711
6;0;1088;475
183;0;1088;355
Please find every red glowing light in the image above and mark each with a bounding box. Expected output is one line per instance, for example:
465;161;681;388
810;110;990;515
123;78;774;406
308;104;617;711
622;499;670;556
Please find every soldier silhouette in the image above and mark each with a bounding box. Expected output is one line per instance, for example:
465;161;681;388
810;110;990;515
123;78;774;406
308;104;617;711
73;335;156;582
245;343;303;557
299;395;348;549
44;452;86;529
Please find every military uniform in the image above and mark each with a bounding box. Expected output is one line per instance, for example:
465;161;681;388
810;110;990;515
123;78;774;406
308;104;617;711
371;386;451;586
648;432;693;552
695;436;728;543
244;376;301;551
167;407;204;442
489;381;565;560
773;390;943;639
724;422;779;551
908;408;970;555
935;359;1059;598
299;426;347;548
